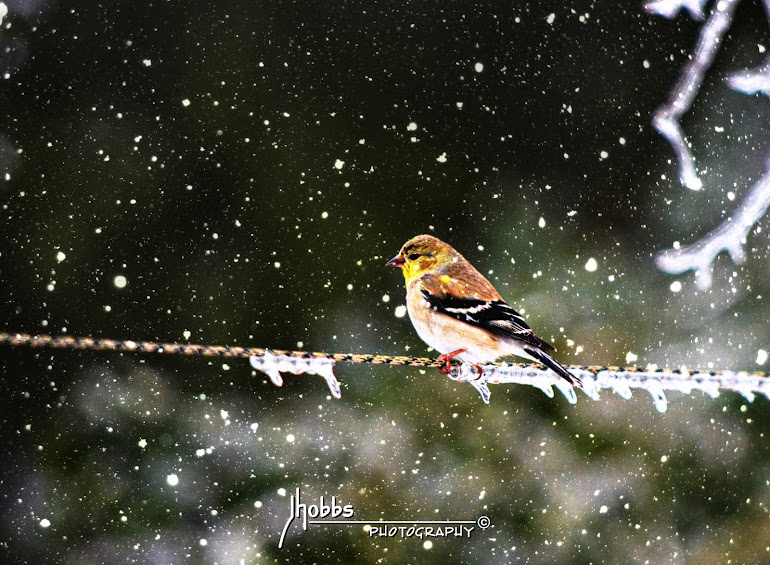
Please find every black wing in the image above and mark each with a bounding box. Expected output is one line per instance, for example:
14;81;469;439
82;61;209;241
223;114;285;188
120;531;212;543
420;288;554;351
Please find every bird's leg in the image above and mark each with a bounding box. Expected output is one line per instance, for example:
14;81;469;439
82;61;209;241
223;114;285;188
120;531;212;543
436;349;466;375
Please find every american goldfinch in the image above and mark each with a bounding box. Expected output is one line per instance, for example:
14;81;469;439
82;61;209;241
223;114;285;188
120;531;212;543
387;234;582;388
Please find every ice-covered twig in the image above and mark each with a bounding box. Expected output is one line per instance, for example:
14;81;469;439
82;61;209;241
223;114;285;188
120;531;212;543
644;0;709;20
726;0;770;96
649;0;770;289
250;353;341;399
727;59;770;96
655;166;770;289
649;0;739;191
451;362;770;412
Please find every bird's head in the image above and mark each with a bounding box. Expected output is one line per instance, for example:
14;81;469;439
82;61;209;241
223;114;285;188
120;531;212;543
386;234;459;283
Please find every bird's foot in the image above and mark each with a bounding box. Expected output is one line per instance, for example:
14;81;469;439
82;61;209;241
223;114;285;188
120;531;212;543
436;349;466;375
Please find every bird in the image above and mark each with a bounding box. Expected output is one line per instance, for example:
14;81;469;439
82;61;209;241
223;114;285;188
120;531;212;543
386;234;581;388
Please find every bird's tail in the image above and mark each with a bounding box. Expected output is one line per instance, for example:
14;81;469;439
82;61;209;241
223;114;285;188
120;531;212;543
524;347;582;388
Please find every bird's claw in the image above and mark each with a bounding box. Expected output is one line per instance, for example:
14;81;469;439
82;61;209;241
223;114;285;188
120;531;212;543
436;349;466;375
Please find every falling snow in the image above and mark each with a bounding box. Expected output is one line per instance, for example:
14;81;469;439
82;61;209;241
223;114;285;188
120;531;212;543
3;3;770;563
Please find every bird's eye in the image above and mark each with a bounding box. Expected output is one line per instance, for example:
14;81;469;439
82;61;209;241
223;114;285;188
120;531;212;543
408;253;420;261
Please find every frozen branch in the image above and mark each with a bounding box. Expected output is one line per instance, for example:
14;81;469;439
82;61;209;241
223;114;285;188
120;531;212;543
649;0;770;288
644;0;709;20
656;168;770;288
649;0;739;191
726;0;770;96
727;58;770;96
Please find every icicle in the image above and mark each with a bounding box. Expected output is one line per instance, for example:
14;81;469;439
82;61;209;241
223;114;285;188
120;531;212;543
450;364;492;404
553;379;578;405
645;381;668;413
250;353;341;399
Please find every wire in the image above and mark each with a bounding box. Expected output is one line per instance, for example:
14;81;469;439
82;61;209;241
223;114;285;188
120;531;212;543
3;331;769;410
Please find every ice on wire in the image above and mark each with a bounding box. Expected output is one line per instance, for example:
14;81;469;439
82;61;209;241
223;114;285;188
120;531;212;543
448;362;770;412
248;352;770;412
250;353;341;399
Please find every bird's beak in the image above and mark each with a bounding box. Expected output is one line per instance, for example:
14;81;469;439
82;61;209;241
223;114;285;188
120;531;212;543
386;254;405;267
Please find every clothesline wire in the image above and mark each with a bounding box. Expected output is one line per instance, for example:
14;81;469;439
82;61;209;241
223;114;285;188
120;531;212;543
0;331;765;379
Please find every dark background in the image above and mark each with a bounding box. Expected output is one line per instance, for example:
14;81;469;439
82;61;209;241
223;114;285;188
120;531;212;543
2;1;770;563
